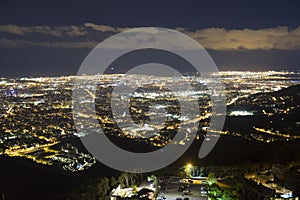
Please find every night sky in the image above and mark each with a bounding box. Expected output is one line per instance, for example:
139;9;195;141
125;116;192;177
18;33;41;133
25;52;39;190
0;0;300;77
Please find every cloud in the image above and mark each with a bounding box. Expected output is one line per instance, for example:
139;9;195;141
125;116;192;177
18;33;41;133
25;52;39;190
83;22;130;33
0;25;32;35
0;24;88;37
0;38;98;48
96;28;204;51
183;26;300;50
0;23;300;50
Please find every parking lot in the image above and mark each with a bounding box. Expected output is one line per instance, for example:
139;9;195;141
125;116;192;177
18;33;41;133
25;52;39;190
157;177;208;200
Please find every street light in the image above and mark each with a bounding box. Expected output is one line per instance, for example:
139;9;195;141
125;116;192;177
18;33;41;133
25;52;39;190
185;163;193;177
186;163;192;169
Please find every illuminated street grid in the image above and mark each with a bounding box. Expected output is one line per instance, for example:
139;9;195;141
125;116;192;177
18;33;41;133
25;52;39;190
0;71;299;171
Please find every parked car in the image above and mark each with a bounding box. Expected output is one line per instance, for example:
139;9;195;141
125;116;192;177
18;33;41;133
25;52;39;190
183;188;191;195
200;186;208;196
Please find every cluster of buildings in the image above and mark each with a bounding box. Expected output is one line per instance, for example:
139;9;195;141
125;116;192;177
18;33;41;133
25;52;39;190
0;71;299;173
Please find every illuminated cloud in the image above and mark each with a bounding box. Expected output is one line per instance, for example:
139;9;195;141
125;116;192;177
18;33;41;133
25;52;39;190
183;26;300;50
0;38;98;48
83;23;129;32
0;24;300;50
0;24;88;37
